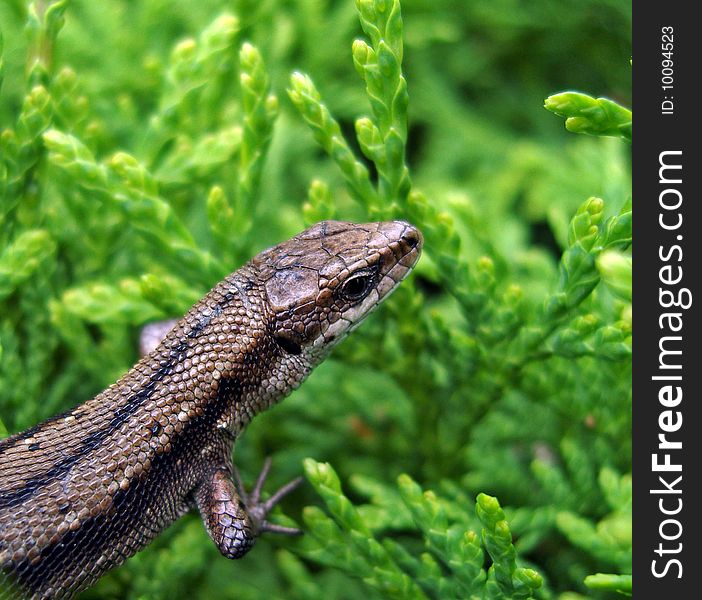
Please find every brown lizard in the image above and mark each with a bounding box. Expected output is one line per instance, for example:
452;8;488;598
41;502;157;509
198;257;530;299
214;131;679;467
0;220;422;599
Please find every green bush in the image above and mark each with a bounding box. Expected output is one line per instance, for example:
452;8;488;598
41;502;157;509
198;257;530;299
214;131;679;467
1;0;631;598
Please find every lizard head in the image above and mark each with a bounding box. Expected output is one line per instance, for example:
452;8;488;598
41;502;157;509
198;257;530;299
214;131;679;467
253;220;422;364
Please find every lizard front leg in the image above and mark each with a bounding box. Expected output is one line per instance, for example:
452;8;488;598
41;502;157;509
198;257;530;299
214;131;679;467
195;458;302;559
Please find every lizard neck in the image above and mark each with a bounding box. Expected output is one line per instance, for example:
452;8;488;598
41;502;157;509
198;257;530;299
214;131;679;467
152;268;313;435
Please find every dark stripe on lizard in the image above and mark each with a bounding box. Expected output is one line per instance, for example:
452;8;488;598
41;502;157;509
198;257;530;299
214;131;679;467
8;376;240;596
0;300;232;509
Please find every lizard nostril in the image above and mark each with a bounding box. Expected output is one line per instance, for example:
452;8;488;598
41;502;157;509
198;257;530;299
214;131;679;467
401;227;422;250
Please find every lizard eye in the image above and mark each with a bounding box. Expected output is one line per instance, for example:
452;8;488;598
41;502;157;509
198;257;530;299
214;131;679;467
339;271;376;303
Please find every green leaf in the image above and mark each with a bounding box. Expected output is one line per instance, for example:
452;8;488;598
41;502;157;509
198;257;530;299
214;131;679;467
0;230;56;301
584;573;632;595
476;494;543;598
545;92;632;141
597;250;631;302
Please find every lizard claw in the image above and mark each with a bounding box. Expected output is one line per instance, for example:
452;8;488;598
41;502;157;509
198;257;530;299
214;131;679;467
236;458;303;535
250;456;273;506
260;521;303;536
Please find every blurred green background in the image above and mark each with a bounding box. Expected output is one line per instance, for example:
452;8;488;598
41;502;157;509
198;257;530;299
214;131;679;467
1;0;631;598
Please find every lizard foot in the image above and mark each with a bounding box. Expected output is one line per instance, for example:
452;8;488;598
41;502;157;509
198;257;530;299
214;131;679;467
233;457;303;536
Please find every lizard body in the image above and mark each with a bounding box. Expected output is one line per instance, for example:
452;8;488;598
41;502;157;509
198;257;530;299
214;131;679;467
0;220;422;599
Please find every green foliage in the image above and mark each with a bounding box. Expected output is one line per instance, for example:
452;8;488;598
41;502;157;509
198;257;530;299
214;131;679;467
545;93;632;142
545;85;632;598
1;0;630;599
299;460;541;599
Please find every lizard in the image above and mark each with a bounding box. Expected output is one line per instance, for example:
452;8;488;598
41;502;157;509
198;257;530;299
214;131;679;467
0;219;422;599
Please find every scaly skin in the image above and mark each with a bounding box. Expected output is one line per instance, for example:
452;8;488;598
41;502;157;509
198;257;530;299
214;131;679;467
0;220;422;599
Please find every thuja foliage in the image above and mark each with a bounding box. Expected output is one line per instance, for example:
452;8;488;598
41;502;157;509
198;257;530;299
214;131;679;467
545;92;632;142
1;0;631;599
544;89;632;598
